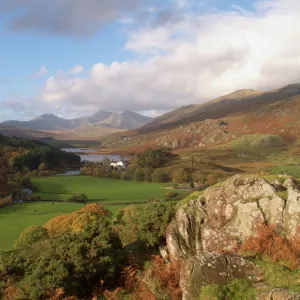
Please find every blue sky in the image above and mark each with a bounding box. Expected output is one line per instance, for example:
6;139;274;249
0;0;299;121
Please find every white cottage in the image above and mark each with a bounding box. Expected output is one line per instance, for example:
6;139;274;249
110;160;130;169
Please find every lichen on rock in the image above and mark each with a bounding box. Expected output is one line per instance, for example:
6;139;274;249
165;174;300;299
167;174;299;259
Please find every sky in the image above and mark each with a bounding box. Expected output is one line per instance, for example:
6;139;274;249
0;0;299;121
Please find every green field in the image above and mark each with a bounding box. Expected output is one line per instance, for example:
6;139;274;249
32;176;169;203
0;176;174;250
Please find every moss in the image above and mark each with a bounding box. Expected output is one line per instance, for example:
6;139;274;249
276;190;288;201
261;174;287;183
256;260;300;292
198;279;257;300
178;191;203;207
198;284;225;300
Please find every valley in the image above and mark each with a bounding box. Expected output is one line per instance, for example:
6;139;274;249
2;2;300;298
1;84;300;299
0;176;177;250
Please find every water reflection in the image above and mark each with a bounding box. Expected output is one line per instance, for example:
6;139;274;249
62;148;123;162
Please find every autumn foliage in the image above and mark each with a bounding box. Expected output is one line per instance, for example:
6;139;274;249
118;255;182;300
0;195;13;208
240;224;300;269
44;203;111;235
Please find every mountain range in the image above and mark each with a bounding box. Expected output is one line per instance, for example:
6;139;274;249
1;110;153;131
138;84;300;133
102;83;300;151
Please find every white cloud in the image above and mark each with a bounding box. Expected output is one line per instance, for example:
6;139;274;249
32;66;48;79
4;0;300;118
69;65;84;75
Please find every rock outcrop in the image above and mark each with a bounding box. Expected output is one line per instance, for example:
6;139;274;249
180;252;262;299
167;175;299;259
165;174;300;299
256;288;300;300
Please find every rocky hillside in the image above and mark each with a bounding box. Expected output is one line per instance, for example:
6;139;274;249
164;174;300;300
102;84;300;151
1;110;152;131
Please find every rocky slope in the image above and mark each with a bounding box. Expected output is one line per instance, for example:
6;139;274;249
165;174;300;299
102;84;300;151
140;84;300;134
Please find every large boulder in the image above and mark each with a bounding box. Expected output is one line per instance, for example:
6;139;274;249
180;252;262;300
167;174;299;259
165;174;300;299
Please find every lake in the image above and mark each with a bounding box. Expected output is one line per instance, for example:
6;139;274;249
62;148;123;162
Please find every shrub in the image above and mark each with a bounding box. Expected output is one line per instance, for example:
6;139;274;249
14;176;33;189
240;224;300;269
27;170;38;177
115;202;176;248
45;203;111;235
38;171;49;177
134;168;152;182
134;168;146;181
38;162;48;171
14;225;49;248
0;195;13;208
164;192;179;200
2;209;123;299
152;168;171;183
120;168;134;180
66;193;88;203
109;169;121;179
133;256;182;300
93;165;107;177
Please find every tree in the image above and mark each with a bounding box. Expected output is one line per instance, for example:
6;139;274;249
14;226;49;248
38;162;48;171
0;204;123;299
172;168;189;184
93;165;107;177
151;168;171;183
136;148;173;169
65;193;88;203
45;203;110;235
120;166;136;180
102;157;111;168
109;169;121;179
115;201;176;248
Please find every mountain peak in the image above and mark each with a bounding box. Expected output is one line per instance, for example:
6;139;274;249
32;113;60;121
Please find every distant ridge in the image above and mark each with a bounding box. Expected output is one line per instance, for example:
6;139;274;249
1;110;153;131
136;84;300;133
100;83;300;151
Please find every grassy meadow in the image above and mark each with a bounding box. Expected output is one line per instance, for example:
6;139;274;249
0;176;175;250
32;176;170;203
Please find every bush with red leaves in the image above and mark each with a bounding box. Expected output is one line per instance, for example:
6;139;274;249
240;224;300;269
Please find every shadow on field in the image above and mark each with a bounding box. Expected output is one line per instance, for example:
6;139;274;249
35;180;71;195
0;203;43;218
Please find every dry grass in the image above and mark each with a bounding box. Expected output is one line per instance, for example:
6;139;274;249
240;224;300;269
